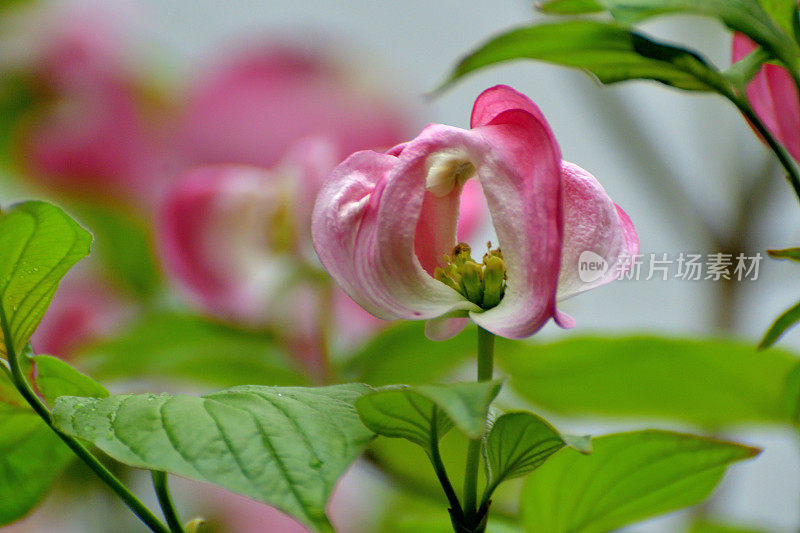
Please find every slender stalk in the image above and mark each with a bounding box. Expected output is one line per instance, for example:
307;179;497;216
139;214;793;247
462;327;495;523
152;471;185;533
316;282;336;385
727;92;800;204
429;406;463;520
361;449;518;521
1;317;171;533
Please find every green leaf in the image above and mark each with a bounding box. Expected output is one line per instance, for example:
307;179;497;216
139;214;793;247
0;347;121;525
0;402;74;526
767;247;800;261
520;430;759;533
33;354;109;406
0;201;92;358
498;335;800;427
442;21;727;92
538;0;605;14
781;360;800;423
73;202;161;298
485;412;588;493
759;300;800;349
76;312;306;387
356;381;502;451
758;0;798;33
53;384;375;532
538;0;800;72
343;321;476;386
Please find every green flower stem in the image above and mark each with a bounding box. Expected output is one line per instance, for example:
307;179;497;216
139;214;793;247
152;471;185;533
462;327;495;523
429;406;464;521
0;322;171;533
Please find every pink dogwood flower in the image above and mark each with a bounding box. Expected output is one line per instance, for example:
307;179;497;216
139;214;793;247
22;79;173;205
312;85;637;340
13;1;176;207
732;33;800;163
158;138;485;341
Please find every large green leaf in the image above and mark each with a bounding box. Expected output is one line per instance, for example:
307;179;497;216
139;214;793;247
0;403;74;526
33;354;109;406
53;384;375;532
520;430;759;533
356;380;502;452
442;21;728;92
539;0;799;71
498;335;799;427
76;312;306;387
343;321;476;386
0;201;92;357
484;412;590;495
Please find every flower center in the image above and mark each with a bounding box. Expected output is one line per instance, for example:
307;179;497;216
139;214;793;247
434;242;506;309
425;150;476;197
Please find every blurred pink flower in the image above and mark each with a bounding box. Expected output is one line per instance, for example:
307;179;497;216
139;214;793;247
312;85;637;340
21;79;173;204
178;46;411;167
10;0;177;207
31;273;130;358
732;33;800;162
31;0;133;91
159;138;337;327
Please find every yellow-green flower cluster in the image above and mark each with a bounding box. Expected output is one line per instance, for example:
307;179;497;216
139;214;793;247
434;242;506;309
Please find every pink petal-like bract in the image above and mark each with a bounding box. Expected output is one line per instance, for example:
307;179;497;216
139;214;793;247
732;33;800;163
312;85;637;340
557;161;638;300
